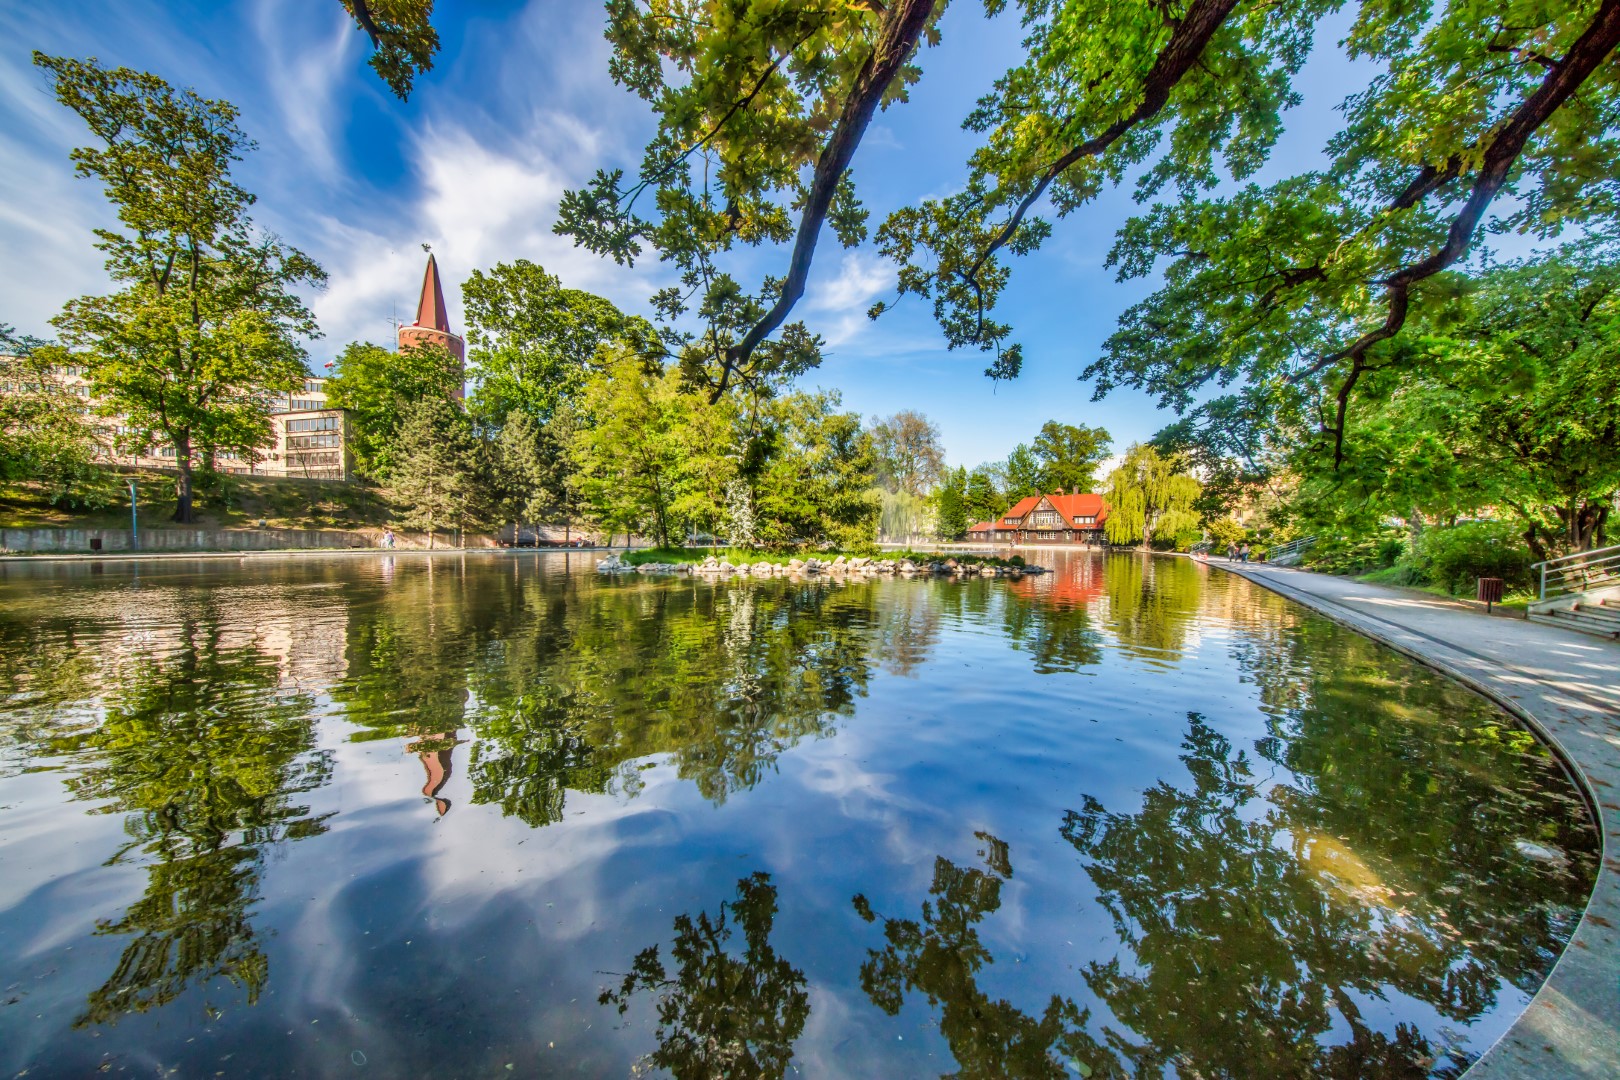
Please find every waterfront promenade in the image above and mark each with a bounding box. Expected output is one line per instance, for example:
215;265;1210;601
1217;561;1619;1080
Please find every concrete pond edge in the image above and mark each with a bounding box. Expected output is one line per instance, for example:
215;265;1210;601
1213;561;1618;1080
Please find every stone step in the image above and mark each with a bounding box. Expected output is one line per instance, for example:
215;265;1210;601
1528;610;1620;640
1572;604;1620;626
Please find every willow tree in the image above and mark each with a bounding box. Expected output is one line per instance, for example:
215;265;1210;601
1104;444;1201;548
38;55;325;522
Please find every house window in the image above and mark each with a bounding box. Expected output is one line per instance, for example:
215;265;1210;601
1033;511;1060;528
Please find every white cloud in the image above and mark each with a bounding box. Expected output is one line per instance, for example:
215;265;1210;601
250;0;358;183
803;250;895;349
301;115;671;358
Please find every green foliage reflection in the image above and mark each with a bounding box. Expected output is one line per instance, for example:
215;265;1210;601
44;623;330;1027
1061;707;1591;1078
601;872;809;1079
854;834;1118;1080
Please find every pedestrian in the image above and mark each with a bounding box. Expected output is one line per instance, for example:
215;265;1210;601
1227;543;1237;561
1239;543;1250;563
381;528;395;550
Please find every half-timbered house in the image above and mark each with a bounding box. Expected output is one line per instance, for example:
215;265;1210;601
967;491;1109;545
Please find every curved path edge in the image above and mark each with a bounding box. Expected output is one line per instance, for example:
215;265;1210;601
1213;562;1619;1079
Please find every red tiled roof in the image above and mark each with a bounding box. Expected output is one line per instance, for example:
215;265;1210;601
989;492;1110;530
1048;492;1109;527
967;521;994;533
1002;496;1040;524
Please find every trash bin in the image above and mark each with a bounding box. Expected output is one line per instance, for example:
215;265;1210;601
1476;576;1504;612
89;537;102;552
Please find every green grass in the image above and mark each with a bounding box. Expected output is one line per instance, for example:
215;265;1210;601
1352;566;1531;612
1;470;397;533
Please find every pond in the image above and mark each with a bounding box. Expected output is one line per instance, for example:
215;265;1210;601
0;551;1598;1078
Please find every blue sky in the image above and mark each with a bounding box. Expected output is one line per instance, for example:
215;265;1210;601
3;1;1368;471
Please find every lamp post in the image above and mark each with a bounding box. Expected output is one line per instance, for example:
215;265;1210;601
128;479;139;551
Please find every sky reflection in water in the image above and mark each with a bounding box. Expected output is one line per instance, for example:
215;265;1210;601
0;551;1598;1078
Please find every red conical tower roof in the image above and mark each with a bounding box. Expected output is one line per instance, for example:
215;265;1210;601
413;253;451;332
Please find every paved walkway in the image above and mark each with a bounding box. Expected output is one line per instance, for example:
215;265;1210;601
1215;562;1619;1079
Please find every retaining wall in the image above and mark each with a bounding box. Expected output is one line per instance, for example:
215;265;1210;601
0;527;499;554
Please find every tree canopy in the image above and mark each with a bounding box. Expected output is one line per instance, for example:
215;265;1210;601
1288;241;1620;557
37;54;325;521
870;410;946;497
461;259;651;425
323;340;463;479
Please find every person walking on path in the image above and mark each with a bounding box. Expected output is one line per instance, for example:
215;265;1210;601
1239;543;1250;563
381;528;396;550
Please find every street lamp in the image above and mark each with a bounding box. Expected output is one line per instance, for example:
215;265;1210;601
128;478;139;551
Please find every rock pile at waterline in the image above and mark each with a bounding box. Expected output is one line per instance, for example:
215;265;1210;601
595;553;1048;580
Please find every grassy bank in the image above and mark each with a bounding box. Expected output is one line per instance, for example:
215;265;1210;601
1;471;396;533
1353;565;1533;612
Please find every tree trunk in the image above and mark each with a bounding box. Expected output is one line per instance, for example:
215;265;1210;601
172;431;194;523
1523;522;1550;565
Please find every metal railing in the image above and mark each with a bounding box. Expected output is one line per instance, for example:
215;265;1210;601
1533;542;1620;602
1267;535;1316;563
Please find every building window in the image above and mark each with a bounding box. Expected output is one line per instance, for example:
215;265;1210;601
287;433;342;449
286;415;341;433
1033;511;1060;528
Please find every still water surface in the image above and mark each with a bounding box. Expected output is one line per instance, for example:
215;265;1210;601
0;551;1598;1078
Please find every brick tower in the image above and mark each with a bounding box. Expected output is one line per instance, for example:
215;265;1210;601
397;253;465;398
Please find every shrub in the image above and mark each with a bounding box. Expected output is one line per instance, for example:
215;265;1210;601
1304;531;1406;576
1408;521;1533;595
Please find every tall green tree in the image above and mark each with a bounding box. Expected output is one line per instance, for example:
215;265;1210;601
934;465;970;540
1032;420;1111;494
568;352;691;546
1292;243;1620;558
1104;444;1201;548
869;410;945;497
38;55;326;522
324;340;463;479
1002;443;1043;502
752;391;880;549
461;259;649;425
389;397;486;547
964;466;1003;524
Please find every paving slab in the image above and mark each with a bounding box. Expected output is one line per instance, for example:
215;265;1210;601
1215;561;1619;1079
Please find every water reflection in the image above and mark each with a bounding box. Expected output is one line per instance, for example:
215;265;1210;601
601;872;809;1078
1061;708;1591;1078
44;621;330;1027
854;834;1116;1079
0;554;1599;1078
459;580;889;821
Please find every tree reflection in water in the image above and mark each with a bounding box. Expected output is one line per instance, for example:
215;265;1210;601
600;872;809;1079
1058;710;1587;1078
853;833;1118;1080
43;620;331;1027
441;578;895;825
